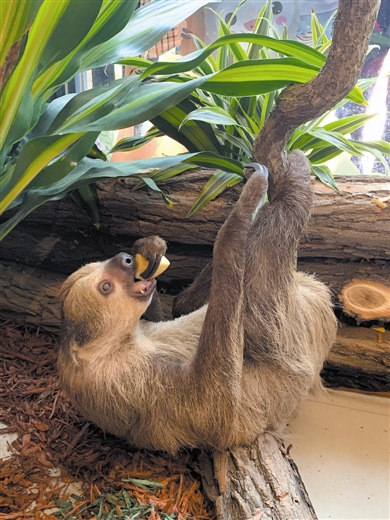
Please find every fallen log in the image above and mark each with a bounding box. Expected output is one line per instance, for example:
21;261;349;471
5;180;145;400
1;174;389;267
322;326;390;392
1;174;388;325
0;2;383;518
1;261;388;393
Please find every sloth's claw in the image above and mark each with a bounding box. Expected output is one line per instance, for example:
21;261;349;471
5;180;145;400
139;253;162;279
243;163;269;181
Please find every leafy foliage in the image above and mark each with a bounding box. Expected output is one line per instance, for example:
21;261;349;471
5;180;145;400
115;4;389;215
0;0;221;239
1;0;388;237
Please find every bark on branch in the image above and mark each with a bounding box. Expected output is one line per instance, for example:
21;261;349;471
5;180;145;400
253;0;381;197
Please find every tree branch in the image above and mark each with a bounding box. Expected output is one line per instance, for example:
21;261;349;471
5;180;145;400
253;0;381;198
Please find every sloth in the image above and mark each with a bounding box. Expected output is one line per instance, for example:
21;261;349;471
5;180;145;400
58;151;337;452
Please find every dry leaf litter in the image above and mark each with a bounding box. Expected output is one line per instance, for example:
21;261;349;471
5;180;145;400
0;320;214;520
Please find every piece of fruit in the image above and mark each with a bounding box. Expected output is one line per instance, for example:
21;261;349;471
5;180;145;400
135;254;170;280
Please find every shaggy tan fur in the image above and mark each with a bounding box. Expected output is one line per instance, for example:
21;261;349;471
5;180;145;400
58;151;337;452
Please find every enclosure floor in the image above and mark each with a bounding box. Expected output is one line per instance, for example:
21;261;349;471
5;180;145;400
287;389;390;520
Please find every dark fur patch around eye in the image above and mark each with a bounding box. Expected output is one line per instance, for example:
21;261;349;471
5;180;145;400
60;318;92;348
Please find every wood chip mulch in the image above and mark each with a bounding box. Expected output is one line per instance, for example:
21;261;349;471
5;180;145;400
0;320;214;520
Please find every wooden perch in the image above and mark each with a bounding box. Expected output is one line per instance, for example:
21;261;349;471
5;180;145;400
339;280;390;322
197;434;317;520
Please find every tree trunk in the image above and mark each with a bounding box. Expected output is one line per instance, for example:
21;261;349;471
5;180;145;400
197;434;317;520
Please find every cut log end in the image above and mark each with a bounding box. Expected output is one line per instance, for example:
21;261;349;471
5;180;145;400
340;280;390;322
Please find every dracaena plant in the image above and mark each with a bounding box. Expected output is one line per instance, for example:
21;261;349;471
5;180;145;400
112;2;389;216
0;0;231;239
1;0;387;239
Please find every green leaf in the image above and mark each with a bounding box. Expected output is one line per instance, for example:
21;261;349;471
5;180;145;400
183;152;243;174
307;129;363;156
323;113;378;135
139;178;173;207
248;0;273;58
202;58;320;96
353;140;390;174
152;99;223;154
187;170;242;217
32;0;139;99
81;0;218;70
88;143;107;161
48;77;138;133
214;9;248;63
0;0;103;152
109;133;160;154
71;184;101;227
311;11;328;48
0;0;43;67
311;165;340;192
214;130;253;158
0;132;85;214
290;113;378;151
23;133;99;192
308;145;343;164
141;33;326;79
356;139;390;157
50;77;209;134
179;107;240;130
133;163;195;190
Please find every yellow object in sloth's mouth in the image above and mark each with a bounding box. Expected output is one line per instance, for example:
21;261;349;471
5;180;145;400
134;254;170;280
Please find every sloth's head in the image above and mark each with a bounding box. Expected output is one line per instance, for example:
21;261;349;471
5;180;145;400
59;253;156;350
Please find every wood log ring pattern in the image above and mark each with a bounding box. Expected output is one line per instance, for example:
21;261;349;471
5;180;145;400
340;280;390;321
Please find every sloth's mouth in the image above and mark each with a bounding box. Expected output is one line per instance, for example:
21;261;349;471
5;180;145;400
131;278;156;300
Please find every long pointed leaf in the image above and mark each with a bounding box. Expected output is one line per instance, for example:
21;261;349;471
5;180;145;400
179;107;240;130
49;78;137;133
71;184;101;227
32;0;139;99
0;0;43;67
311;165;340;192
0;0;102;152
81;0;218;70
187;170;242;217
51;77;209;133
202;58;320;96
247;0;273;59
0;132;84;214
290;113;378;151
141;34;326;79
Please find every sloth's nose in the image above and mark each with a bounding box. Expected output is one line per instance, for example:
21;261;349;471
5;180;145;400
113;252;134;269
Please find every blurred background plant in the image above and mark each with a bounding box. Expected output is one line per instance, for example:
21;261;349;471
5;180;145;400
1;0;388;237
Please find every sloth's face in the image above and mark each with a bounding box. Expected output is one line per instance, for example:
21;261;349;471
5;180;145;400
60;253;156;346
95;252;156;302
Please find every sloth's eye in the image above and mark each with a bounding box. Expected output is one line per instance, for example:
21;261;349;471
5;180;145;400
98;280;113;295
